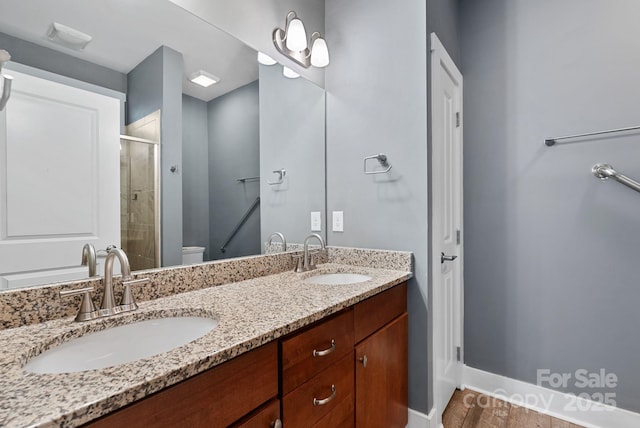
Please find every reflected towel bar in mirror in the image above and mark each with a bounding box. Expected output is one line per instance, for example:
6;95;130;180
237;176;260;183
364;154;392;174
267;169;286;185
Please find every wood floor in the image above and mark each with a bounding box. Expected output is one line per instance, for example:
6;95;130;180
443;389;584;428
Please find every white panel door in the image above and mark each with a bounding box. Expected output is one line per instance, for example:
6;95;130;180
431;33;464;425
0;70;120;288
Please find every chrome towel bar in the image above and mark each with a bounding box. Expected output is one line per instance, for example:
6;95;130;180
545;125;640;146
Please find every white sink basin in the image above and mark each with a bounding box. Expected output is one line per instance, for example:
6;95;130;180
24;316;218;374
304;273;372;285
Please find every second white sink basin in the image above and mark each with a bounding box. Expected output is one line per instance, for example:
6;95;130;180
304;273;372;285
24;316;218;374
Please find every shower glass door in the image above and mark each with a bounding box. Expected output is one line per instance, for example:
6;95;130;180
120;136;160;271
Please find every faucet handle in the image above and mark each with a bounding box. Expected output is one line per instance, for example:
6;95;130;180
308;248;327;269
292;254;304;273
120;277;149;310
60;287;97;322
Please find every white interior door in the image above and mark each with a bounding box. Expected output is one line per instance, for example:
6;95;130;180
0;69;121;289
430;33;464;424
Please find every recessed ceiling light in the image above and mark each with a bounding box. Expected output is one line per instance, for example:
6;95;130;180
257;52;277;66
189;70;220;87
47;22;92;51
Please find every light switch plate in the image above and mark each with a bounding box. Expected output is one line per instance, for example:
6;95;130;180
311;211;322;231
332;211;344;232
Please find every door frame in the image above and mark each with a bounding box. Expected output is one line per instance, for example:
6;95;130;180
429;32;464;425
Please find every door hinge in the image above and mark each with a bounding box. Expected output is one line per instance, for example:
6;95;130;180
456;346;461;362
456;112;461;128
456;229;461;245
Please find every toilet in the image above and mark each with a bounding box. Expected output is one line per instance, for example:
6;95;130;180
182;246;205;265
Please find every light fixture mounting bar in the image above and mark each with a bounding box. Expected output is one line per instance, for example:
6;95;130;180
272;27;311;68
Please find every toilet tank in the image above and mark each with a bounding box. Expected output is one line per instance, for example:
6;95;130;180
182;246;205;265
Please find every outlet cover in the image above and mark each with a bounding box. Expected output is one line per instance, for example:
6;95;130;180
311;211;322;231
332;211;344;232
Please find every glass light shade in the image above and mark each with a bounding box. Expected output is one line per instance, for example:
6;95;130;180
282;66;300;79
285;18;308;51
257;52;277;66
310;37;330;67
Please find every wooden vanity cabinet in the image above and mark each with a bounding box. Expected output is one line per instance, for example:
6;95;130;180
279;282;408;428
354;283;408;428
84;342;279;428
84;282;407;428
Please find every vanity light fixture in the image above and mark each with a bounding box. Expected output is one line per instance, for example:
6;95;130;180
273;11;330;69
189;70;219;87
47;22;92;51
257;52;277;66
282;66;300;79
309;33;330;68
284;13;308;51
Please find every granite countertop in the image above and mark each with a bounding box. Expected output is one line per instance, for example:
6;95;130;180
0;263;412;428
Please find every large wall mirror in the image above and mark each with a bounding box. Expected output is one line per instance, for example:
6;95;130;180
0;0;326;289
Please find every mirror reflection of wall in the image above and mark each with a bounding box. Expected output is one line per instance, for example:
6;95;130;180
183;80;261;262
259;63;326;246
0;0;327;290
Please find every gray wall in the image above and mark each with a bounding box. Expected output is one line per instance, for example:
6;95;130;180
208;81;261;260
259;64;326;246
0;32;126;93
460;0;640;412
182;95;210;259
127;46;184;267
325;0;429;414
426;0;460;64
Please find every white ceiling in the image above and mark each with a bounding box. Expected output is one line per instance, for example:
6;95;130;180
0;0;258;101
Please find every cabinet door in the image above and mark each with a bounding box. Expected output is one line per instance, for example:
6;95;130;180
355;313;408;428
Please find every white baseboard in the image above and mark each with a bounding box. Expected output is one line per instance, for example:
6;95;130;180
462;365;640;428
408;406;439;428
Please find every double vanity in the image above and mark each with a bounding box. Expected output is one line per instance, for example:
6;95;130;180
0;247;412;427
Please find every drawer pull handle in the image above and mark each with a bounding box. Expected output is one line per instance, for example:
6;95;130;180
359;354;368;368
313;385;337;406
271;419;283;428
312;339;336;357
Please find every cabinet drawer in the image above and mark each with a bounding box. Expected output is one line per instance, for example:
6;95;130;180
282;351;354;428
281;309;354;394
231;399;280;428
85;342;278;428
354;283;407;343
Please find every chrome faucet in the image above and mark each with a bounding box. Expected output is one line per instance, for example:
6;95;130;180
296;233;326;272
267;232;287;252
81;243;97;277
